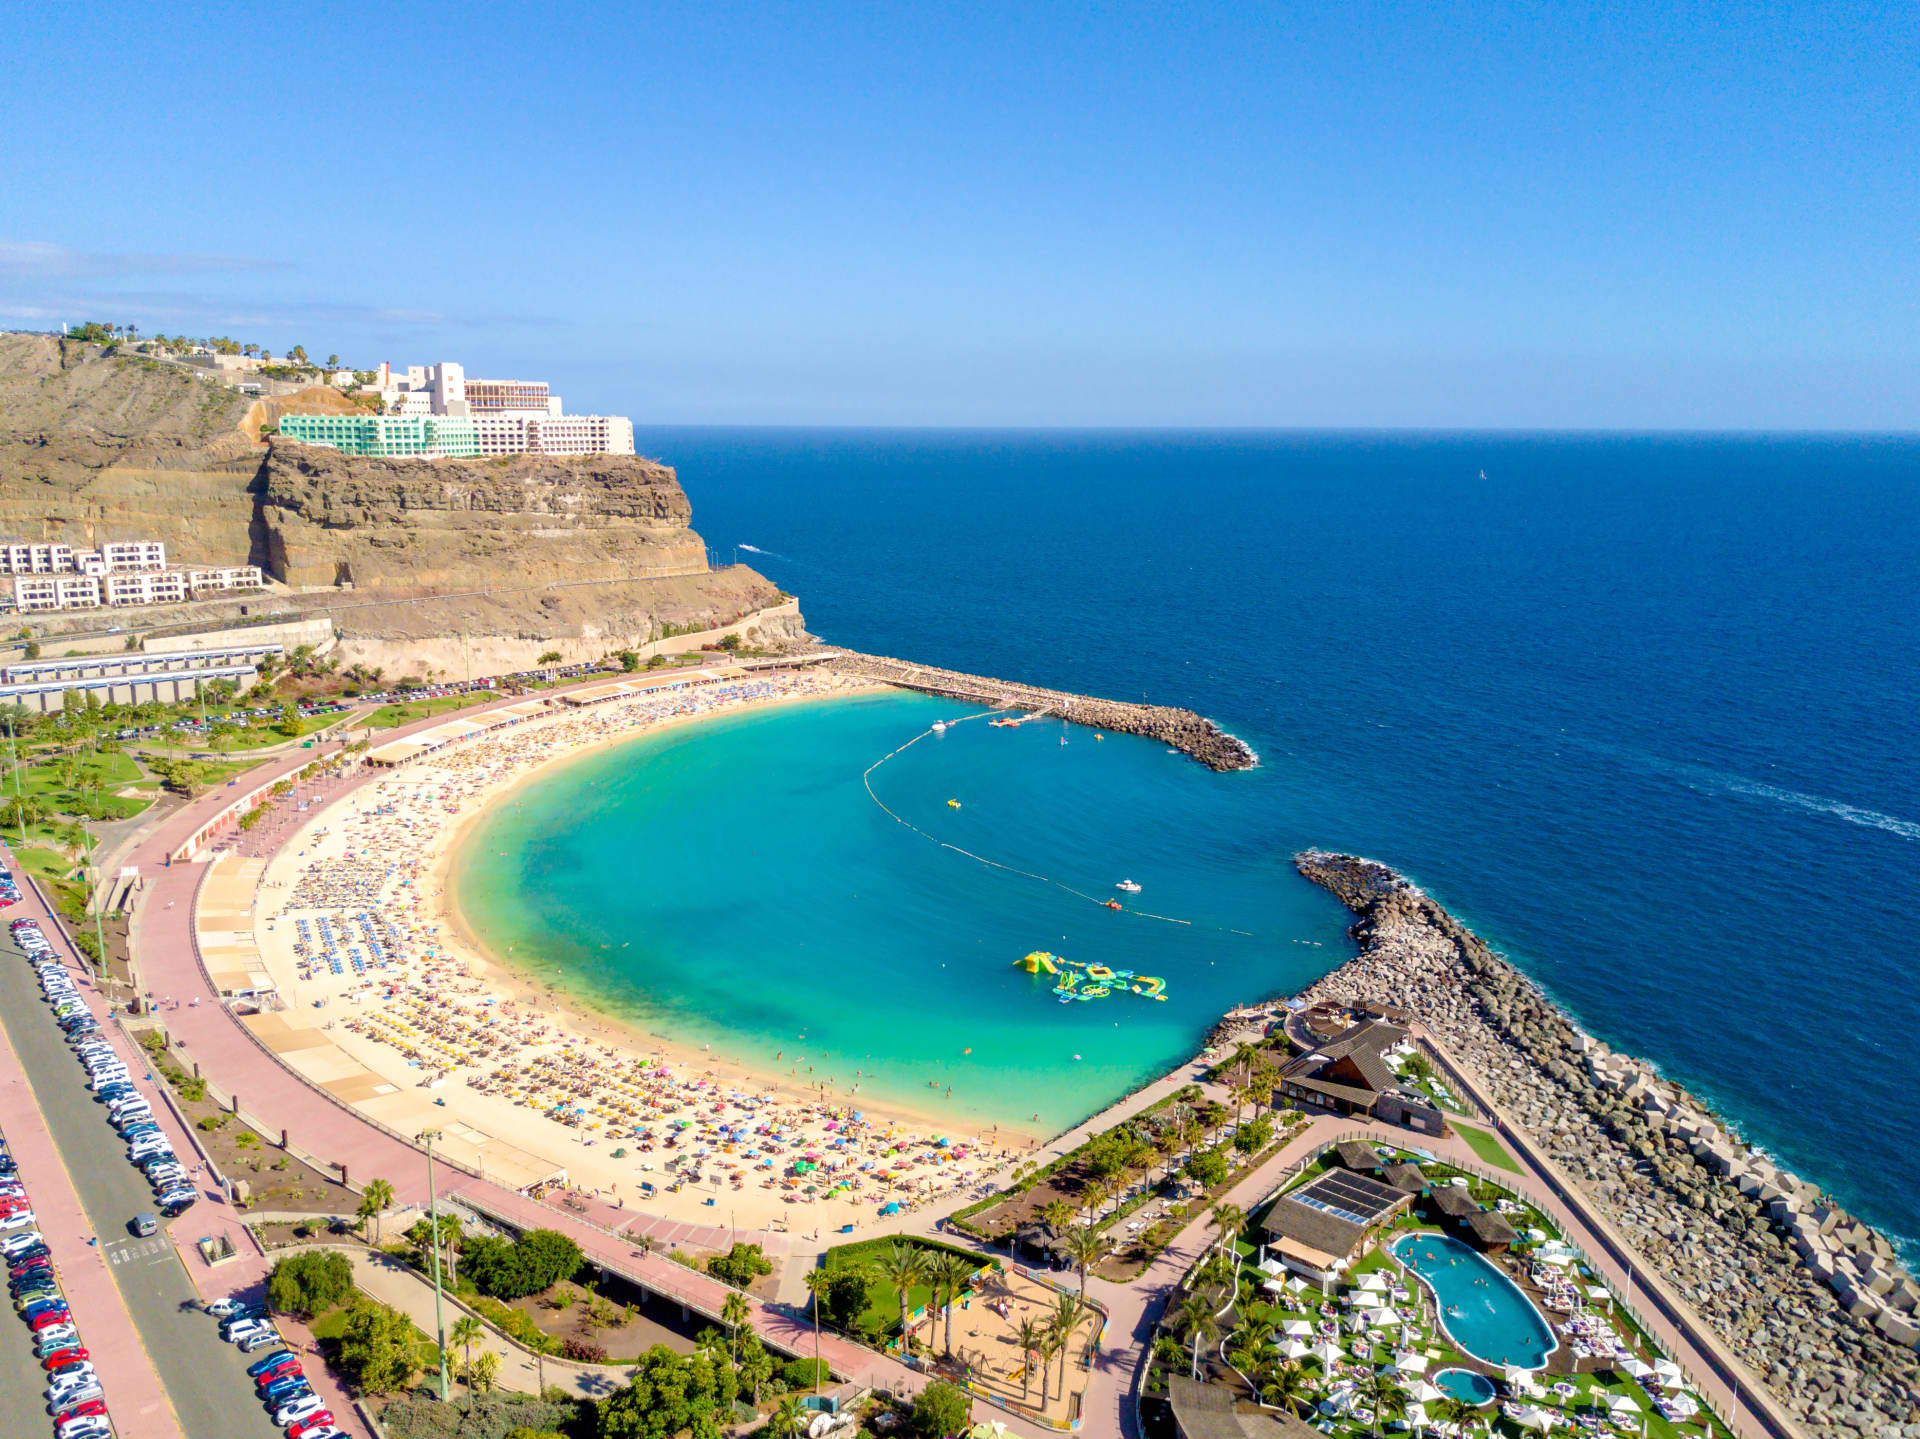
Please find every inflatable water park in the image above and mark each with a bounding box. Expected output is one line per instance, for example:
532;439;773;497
1015;951;1168;1004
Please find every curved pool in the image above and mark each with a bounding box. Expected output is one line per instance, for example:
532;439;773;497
1391;1231;1557;1370
1433;1367;1497;1405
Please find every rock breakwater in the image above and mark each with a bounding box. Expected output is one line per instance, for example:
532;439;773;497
1294;851;1919;1439
821;649;1257;771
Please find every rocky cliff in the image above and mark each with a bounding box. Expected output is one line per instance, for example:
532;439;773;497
0;331;798;664
258;439;704;590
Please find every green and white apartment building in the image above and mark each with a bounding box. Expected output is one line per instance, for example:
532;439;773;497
276;412;480;458
279;361;635;460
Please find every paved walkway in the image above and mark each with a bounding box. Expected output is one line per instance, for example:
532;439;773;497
0;999;186;1439
101;685;1047;1432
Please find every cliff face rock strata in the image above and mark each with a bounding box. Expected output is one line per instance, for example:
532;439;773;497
0;331;784;654
822;649;1256;770
1293;852;1920;1439
258;438;703;590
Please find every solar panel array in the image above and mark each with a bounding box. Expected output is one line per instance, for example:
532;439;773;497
1290;1169;1404;1227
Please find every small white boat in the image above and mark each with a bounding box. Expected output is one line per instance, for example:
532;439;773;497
931;721;947;734
1116;879;1142;893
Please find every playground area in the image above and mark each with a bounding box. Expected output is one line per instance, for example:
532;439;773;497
911;1261;1104;1428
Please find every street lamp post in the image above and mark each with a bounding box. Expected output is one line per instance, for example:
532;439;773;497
419;1129;451;1402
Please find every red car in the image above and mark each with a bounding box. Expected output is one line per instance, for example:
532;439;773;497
254;1361;302;1386
28;1309;73;1331
52;1397;106;1424
41;1346;88;1369
287;1414;336;1439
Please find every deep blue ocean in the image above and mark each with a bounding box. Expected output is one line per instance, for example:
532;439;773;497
616;428;1920;1253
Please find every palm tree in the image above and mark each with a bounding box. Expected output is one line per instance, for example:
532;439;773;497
1261;1360;1313;1417
1433;1396;1479;1432
721;1289;752;1366
1210;1202;1246;1258
1359;1370;1408;1437
803;1268;833;1393
1061;1226;1107;1299
436;1212;462;1285
768;1394;809;1439
448;1316;482;1406
358;1177;394;1245
1049;1292;1083;1399
1175;1293;1219;1380
527;1331;557;1397
1014;1317;1044;1399
928;1252;972;1358
876;1241;928;1354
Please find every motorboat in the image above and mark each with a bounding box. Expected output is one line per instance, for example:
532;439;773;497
1116;879;1141;893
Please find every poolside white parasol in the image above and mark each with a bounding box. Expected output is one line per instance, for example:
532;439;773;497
1606;1393;1643;1415
1652;1358;1684;1386
1283;1319;1313;1337
1358;1271;1390;1292
1504;1366;1541;1394
1619;1357;1654;1379
1412;1380;1445;1404
1308;1341;1344;1366
1281;1339;1312;1361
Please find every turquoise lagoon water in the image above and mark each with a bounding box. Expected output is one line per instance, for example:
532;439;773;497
452;688;1351;1135
1391;1231;1557;1370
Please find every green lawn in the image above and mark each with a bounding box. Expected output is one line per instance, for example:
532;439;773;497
364;694;490;729
1452;1122;1522;1173
11;845;78;890
819;1238;987;1337
9;750;153;818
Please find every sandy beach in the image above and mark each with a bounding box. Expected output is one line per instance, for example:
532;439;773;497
246;669;1031;1236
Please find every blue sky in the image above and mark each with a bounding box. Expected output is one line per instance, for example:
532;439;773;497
3;2;1914;427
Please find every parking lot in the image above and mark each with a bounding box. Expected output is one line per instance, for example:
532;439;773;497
0;913;281;1436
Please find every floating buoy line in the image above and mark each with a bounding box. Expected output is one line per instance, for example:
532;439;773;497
861;715;1258;938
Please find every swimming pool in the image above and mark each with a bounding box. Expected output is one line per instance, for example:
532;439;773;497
1390;1231;1557;1370
1433;1367;1497;1405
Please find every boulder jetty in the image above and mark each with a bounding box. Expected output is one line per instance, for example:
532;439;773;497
1293;851;1919;1439
821;649;1257;771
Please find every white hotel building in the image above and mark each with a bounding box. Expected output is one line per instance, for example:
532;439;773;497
366;361;635;457
2;537;263;613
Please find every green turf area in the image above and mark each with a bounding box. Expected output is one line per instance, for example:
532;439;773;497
9;750;153;820
364;693;490;729
1451;1122;1522;1173
11;846;79;890
819;1238;987;1337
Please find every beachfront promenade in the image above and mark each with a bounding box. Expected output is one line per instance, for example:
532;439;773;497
97;676;1795;1439
105;678;1056;1431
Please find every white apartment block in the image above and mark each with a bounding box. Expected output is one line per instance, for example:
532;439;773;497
10;560;261;613
473;413;636;457
1;540;167;576
187;566;266;596
2;543;74;575
14;575;102;612
104;571;190;606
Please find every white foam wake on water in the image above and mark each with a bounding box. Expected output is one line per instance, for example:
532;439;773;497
1434;696;1920;845
1642;756;1920;842
738;543;783;558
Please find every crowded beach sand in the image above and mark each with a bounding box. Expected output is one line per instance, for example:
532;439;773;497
247;669;1030;1235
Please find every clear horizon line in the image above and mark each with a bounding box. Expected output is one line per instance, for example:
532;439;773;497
627;421;1920;437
